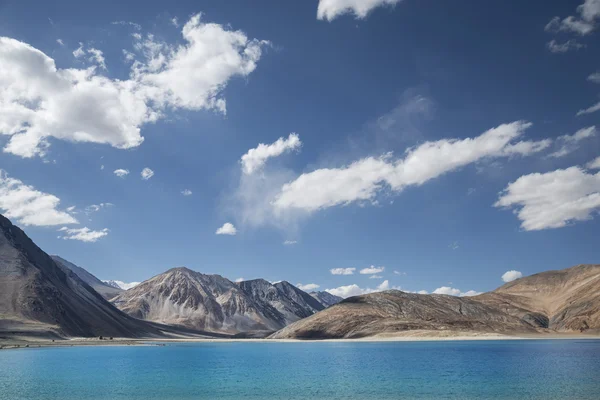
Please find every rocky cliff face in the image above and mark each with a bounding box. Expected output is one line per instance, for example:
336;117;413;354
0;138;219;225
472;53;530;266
310;291;343;307
270;290;539;339
50;256;123;300
475;264;600;332
111;270;322;334
0;214;198;339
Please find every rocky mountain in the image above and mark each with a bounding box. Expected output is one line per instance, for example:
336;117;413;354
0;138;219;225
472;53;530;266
270;290;538;339
50;256;123;300
103;280;123;290
310;291;343;307
0;213;212;340
272;264;600;339
111;269;322;334
475;264;600;332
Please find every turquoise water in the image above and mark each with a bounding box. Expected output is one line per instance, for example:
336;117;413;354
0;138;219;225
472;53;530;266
1;340;600;399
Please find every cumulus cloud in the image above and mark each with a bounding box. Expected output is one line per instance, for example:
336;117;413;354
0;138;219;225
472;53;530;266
495;167;600;230
234;277;244;283
548;126;596;158
433;286;482;297
181;189;192;196
0;14;269;158
283;240;297;245
216;222;237;235
317;0;402;21
325;279;393;298
502;270;523;283
330;267;356;275
57;226;109;242
544;0;600;36
296;283;320;291
113;169;130;178
273;121;549;212
241;133;301;175
588;156;600;169
141;167;154;180
0;170;78;226
546;39;586;53
359;265;385;274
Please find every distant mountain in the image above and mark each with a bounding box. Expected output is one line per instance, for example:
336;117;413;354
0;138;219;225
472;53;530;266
270;290;538;339
476;264;600;332
0;213;210;339
272;264;600;339
111;269;323;334
50;256;123;300
103;280;123;290
310;291;343;307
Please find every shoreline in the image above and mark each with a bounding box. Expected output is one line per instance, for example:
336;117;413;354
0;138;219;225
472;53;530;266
2;331;600;350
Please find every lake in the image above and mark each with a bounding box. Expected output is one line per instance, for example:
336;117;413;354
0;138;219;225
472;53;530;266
1;340;599;400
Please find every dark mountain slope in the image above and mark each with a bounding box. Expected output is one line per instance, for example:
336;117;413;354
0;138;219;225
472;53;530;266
50;255;123;300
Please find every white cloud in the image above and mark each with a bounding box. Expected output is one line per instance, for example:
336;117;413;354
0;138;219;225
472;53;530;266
0;170;78;226
87;48;107;70
171;17;179;28
359;265;385;274
234;277;244;283
502;270;523;283
433;286;482;297
449;241;459;250
588;156;600;169
317;0;402;21
56;39;64;46
283;240;297;245
0;15;268;158
111;21;142;31
548;126;596;157
417;290;429;295
241;133;302;175
326;280;395;298
273;121;549;212
113;169;130;178
369;275;383;279
296;283;320;291
181;189;192;196
330;267;356;275
393;270;406;276
141;167;154;180
545;0;600;36
72;42;85;58
546;39;586;53
103;280;140;290
85;202;113;214
577;101;600;116
495;167;600;230
588;71;600;83
57;226;109;242
216;222;237;235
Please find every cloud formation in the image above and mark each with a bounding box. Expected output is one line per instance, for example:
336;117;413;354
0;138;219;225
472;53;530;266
502;270;523;283
359;265;385;274
548;126;596;158
141;167;154;180
317;0;402;21
0;170;78;226
0;14;268;158
330;267;356;275
495;167;600;230
273;121;549;212
113;169;130;178
241;133;301;175
326;279;391;298
432;287;482;297
296;283;320;291
545;0;600;36
546;39;586;53
216;222;237;235
57;226;109;242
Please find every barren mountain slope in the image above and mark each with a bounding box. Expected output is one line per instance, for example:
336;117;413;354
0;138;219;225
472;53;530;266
475;264;600;332
51;255;123;300
270;290;538;339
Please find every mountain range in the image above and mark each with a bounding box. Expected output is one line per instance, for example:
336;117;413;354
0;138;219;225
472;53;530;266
0;212;598;341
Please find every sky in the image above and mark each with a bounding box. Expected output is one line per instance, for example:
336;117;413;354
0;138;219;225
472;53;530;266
0;0;599;298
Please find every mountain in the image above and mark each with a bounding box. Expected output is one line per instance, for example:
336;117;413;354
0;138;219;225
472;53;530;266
270;290;538;339
0;213;212;340
103;280;123;290
111;270;323;334
271;264;600;339
50;256;123;300
310;291;343;307
475;264;600;332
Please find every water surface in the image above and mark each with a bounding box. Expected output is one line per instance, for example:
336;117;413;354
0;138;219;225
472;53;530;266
1;340;599;400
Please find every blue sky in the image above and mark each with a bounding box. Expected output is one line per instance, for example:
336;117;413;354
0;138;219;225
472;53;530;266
0;0;599;297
